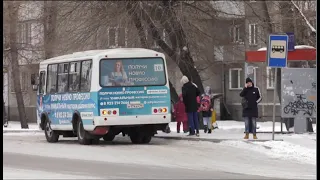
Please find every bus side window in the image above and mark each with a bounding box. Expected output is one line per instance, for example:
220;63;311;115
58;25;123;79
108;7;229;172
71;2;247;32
39;71;46;94
69;62;81;92
57;63;69;93
47;64;58;94
80;60;92;92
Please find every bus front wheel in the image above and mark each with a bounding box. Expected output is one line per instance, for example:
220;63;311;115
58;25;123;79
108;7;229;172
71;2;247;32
77;120;92;145
44;119;59;143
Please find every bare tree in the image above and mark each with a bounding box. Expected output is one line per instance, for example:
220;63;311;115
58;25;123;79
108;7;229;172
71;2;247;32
4;1;29;128
43;1;58;59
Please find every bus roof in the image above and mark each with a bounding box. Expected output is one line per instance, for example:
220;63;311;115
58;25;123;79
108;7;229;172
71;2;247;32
40;48;164;65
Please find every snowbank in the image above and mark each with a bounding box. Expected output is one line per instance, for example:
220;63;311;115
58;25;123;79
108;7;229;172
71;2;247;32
220;140;316;165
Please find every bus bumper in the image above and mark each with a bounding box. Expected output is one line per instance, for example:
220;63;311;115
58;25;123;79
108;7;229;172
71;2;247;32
83;114;171;131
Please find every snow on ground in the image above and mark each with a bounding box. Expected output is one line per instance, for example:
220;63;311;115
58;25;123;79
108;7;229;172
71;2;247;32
164;121;316;167
4;120;316;133
4;135;316;179
3;167;100;179
3;122;39;131
220;140;316;166
169;120;316;133
4;121;316;169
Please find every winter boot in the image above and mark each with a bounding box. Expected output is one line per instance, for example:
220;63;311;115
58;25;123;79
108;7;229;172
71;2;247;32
208;129;212;134
253;134;258;139
188;130;195;136
244;133;249;139
204;125;208;133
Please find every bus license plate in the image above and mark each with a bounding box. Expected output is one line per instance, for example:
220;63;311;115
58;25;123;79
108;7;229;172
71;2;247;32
127;104;144;109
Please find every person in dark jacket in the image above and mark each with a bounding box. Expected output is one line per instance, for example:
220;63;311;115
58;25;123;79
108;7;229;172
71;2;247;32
240;78;262;139
181;76;200;136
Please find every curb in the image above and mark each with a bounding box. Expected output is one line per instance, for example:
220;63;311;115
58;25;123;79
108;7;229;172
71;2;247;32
255;131;293;134
3;129;42;133
154;136;283;142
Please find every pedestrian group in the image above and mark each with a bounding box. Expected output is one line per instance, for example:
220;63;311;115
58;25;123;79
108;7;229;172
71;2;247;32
174;75;261;139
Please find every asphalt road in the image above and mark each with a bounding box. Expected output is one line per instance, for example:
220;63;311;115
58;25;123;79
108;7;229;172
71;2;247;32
3;133;315;179
4;151;266;179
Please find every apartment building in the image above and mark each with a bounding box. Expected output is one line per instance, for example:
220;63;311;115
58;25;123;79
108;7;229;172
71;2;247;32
4;1;315;122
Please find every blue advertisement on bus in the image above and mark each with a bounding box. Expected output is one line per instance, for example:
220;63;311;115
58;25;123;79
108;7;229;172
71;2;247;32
100;58;166;87
37;92;98;125
98;58;170;116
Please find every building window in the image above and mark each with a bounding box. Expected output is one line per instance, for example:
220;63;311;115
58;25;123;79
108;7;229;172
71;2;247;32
246;66;257;85
230;26;242;43
11;71;29;92
214;46;224;62
108;27;127;48
310;18;316;30
229;68;244;89
108;27;116;47
117;27;127;47
266;67;275;89
17;21;32;45
249;24;258;45
146;28;166;48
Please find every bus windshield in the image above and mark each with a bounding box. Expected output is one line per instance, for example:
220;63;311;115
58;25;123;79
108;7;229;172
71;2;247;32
100;57;166;87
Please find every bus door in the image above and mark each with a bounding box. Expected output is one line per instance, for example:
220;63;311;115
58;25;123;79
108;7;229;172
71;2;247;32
37;71;46;117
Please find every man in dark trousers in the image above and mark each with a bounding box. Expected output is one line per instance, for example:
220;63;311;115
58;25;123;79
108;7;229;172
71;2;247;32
240;78;262;139
181;75;200;136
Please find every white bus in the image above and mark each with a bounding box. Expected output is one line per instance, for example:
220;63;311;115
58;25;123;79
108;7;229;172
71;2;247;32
33;48;171;145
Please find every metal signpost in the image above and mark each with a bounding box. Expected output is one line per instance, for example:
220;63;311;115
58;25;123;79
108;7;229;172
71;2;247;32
267;34;289;140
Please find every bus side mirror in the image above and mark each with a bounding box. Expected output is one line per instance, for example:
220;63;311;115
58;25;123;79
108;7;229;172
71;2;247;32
32;85;38;91
31;74;39;85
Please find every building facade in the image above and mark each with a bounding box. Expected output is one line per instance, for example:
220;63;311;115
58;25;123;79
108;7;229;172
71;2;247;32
4;1;316;122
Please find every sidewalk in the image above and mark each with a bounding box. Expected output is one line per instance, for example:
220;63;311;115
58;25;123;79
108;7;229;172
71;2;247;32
3;121;316;143
3;122;40;133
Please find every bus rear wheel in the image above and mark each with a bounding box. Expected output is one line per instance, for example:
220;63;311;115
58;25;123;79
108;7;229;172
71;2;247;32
130;132;152;144
77;120;92;145
103;133;115;142
44;119;59;143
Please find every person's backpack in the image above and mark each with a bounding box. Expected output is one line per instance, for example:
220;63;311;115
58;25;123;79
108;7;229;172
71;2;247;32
200;95;211;112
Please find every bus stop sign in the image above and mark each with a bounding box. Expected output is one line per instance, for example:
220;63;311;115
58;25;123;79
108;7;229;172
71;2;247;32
267;34;288;68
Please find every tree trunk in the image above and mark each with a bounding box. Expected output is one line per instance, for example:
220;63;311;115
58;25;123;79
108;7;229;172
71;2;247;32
3;99;8;126
137;3;204;93
263;1;282;103
126;2;179;103
43;1;58;59
8;1;29;129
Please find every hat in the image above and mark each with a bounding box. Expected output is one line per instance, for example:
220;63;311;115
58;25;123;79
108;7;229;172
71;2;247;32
246;78;253;83
180;76;189;84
